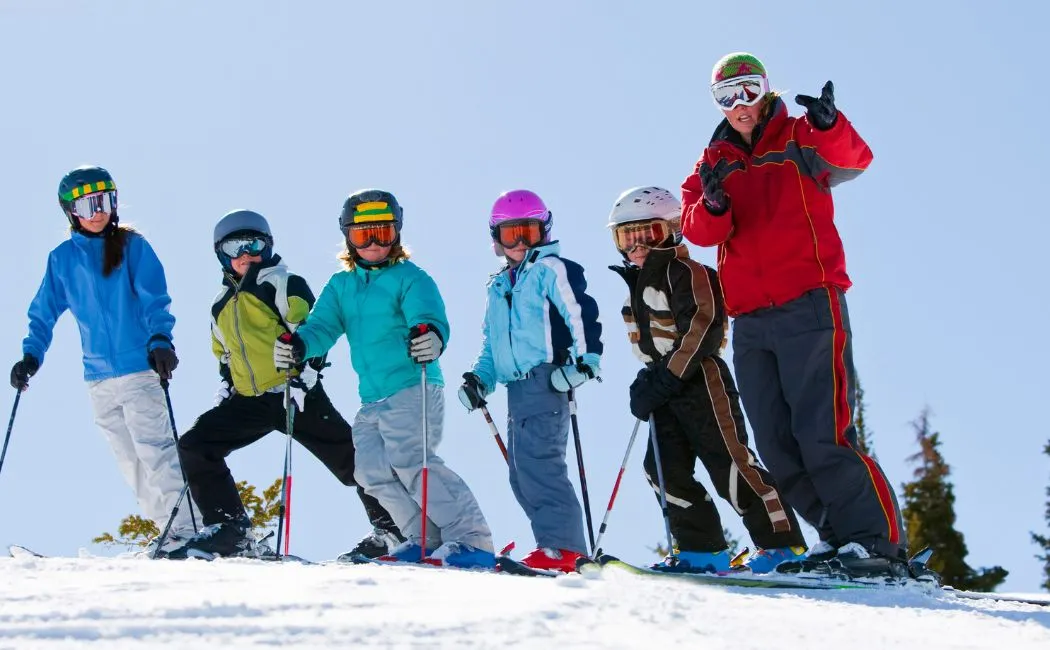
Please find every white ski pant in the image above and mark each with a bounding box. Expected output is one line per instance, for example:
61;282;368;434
88;370;195;535
353;383;493;552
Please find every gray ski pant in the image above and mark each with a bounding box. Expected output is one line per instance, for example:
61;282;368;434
353;383;493;552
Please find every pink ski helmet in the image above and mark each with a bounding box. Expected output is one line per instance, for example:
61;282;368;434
488;190;553;255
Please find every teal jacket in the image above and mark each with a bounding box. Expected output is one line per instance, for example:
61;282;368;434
296;259;449;403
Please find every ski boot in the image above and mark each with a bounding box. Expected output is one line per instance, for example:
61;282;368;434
338;527;405;562
166;517;254;560
428;542;496;569
520;547;583;573
743;545;808;574
652;549;731;573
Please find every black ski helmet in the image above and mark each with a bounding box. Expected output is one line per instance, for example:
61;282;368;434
339;189;403;236
213;209;274;271
58;165;118;233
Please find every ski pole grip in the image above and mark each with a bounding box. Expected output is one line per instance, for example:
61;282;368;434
409;323;428;339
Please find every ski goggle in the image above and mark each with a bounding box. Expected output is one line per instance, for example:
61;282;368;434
347;222;398;249
612;219;673;253
219;236;269;259
492;219;545;249
69;191;118;219
711;74;770;110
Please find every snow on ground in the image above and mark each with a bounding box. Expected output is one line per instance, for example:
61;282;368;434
1;554;1048;649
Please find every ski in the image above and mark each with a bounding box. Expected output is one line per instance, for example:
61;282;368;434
594;555;882;590
341;552;558;578
494;555;560;578
588;554;1050;607
8;545;45;558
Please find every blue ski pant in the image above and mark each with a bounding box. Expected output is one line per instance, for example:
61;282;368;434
506;363;587;555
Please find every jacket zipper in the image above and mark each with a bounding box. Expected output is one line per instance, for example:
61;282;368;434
231;288;260;395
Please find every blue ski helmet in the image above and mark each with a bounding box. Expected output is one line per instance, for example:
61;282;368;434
58;165;118;232
213;209;274;271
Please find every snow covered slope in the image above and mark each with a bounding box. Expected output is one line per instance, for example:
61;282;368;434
1;554;1048;649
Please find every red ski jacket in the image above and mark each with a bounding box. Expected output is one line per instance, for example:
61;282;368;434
681;98;872;316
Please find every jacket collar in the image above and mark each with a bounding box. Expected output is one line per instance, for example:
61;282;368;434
709;97;787;152
223;253;283;289
494;240;561;284
609;244;690;287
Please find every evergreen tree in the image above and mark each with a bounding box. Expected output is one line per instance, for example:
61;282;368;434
1031;440;1050;592
854;375;874;458
901;408;1007;591
95;479;283;548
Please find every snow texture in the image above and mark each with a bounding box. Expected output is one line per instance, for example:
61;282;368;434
1;553;1049;649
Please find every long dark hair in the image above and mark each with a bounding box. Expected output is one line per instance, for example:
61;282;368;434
71;223;137;277
103;225;138;277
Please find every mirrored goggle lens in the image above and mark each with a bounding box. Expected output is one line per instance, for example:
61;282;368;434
219;236;269;258
495;220;544;248
347;223;398;249
711;75;769;109
613;220;670;252
70;191;117;218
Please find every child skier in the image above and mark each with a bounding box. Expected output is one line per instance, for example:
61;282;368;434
607;186;806;573
681;52;905;577
11;165;193;556
170;209;403;560
274;189;494;568
458;189;603;573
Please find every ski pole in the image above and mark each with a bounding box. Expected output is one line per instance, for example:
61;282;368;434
160;379;198;533
276;370;295;558
478;402;509;463
0;391;22;482
648;414;676;566
568;389;596;556
152;484;189;559
592;418;642;558
419;359;430;563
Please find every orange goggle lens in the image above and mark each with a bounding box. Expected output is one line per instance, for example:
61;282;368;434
613;220;671;252
495;220;545;248
347;223;398;249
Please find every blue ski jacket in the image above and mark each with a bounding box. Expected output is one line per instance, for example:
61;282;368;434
470;241;603;391
22;230;176;381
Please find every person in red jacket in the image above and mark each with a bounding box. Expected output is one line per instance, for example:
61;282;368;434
681;52;906;578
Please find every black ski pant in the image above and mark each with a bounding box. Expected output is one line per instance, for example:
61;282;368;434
178;383;397;534
731;288;904;558
642;355;805;553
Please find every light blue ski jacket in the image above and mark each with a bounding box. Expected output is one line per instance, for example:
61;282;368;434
470;241;602;391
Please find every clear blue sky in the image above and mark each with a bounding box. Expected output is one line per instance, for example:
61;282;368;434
2;1;1047;591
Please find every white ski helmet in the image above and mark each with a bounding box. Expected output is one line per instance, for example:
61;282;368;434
607;186;683;245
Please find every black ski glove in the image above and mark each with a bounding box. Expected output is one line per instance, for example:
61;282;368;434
795;80;838;130
148;346;179;381
10;354;40;391
458;372;488;412
699;159;730;215
629;366;684;421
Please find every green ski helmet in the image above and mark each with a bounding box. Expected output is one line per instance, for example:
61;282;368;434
58;165;118;233
339;189;404;237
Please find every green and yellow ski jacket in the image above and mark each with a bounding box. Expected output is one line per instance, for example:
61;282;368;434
210;255;313;396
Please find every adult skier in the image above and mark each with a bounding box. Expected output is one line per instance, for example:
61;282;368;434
681;52;904;577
